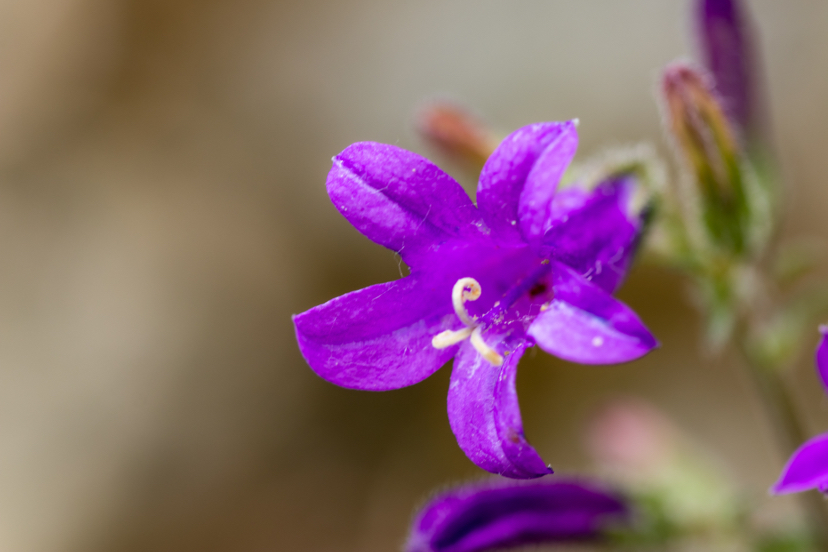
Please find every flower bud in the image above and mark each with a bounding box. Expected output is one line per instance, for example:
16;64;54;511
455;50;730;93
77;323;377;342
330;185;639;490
416;102;498;169
696;0;759;143
661;62;753;257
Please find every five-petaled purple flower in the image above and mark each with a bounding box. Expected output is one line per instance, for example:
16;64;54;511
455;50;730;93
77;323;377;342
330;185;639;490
293;121;658;478
405;478;628;552
772;326;828;494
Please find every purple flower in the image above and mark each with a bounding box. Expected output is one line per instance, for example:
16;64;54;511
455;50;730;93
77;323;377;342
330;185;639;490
772;327;828;494
405;478;628;552
293;121;658;478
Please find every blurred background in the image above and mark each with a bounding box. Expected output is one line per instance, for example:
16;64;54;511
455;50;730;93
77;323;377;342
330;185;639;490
0;0;827;550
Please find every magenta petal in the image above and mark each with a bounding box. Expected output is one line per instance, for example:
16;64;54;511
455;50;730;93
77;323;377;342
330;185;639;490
542;176;643;294
293;276;456;391
447;338;551;479
517;121;579;247
772;433;828;494
494;342;551;475
816;326;828;393
327;142;484;266
406;479;628;552
477;122;577;242
528;262;657;364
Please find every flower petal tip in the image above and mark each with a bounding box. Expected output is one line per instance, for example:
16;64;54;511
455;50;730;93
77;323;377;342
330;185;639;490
768;478;820;496
768;482;791;496
477;120;579;240
772;433;828;496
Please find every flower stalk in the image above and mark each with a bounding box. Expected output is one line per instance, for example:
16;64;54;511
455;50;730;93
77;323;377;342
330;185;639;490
651;0;828;545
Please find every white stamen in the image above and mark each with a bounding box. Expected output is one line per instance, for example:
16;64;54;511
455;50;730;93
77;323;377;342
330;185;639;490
432;327;474;349
591;336;604;347
470;326;504;366
451;277;481;327
431;277;503;366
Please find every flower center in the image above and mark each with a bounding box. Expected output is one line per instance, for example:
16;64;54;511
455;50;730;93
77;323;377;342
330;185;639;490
431;277;504;366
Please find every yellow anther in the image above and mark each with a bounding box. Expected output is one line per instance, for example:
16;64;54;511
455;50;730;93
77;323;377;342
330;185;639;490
451;277;481;327
470;326;504;366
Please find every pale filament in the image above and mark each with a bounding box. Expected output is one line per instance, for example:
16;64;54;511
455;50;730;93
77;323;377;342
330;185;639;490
431;277;504;366
431;326;473;349
470;326;504;366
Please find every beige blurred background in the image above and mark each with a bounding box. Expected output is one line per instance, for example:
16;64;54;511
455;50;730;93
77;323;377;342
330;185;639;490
0;0;827;550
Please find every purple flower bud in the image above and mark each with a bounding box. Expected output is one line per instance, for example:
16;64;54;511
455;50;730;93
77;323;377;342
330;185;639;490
697;0;759;141
405;479;628;552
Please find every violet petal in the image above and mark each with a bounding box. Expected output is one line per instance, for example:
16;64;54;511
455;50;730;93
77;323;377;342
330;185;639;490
327;142;484;266
406;479;628;552
542;176;643;294
517;121;579;248
447;337;551;479
771;433;828;495
817;326;828;393
477;122;577;243
493;340;553;477
527;261;658;364
293;275;456;391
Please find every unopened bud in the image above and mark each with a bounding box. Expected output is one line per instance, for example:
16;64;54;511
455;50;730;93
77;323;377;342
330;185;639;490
696;0;762;147
416;102;498;169
661;62;750;256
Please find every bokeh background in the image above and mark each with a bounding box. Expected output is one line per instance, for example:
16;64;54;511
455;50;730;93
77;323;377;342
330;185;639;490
1;0;827;550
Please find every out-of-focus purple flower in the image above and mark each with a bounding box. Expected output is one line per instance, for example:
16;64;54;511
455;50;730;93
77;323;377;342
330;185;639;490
293;121;657;478
697;0;759;141
772;327;828;494
405;478;628;552
816;325;828;392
